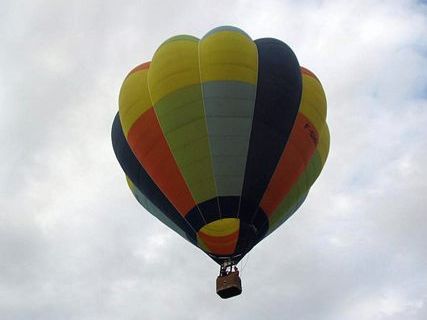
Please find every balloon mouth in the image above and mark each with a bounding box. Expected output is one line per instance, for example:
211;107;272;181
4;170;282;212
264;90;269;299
203;219;259;265
208;253;243;264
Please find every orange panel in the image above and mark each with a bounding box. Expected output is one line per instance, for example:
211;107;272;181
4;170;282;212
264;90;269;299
260;113;319;216
127;108;196;215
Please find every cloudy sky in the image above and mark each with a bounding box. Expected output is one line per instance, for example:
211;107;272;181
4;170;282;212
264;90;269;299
1;0;427;319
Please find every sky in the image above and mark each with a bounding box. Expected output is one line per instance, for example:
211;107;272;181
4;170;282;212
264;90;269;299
1;0;426;319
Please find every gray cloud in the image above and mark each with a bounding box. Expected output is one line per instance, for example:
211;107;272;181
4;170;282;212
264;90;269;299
1;0;426;319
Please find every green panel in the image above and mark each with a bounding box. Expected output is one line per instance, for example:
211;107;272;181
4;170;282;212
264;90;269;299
154;85;217;204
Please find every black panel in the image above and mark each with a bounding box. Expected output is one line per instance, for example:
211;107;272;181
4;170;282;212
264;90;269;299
233;209;269;260
252;209;269;240
185;207;207;231
218;196;240;218
186;195;241;230
197;198;220;223
239;38;302;224
233;222;257;260
111;113;197;244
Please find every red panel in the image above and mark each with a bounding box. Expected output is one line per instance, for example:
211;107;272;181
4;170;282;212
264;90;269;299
260;113;319;216
127;108;196;216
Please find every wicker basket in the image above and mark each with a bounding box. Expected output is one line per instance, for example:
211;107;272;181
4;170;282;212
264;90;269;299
216;271;242;298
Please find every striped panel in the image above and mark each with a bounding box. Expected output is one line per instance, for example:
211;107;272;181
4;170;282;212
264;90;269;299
241;67;328;248
199;26;258;217
197;218;240;255
147;35;218;221
259;67;328;234
239;38;303;226
111;114;197;243
259;112;319;216
261;62;326;217
119;62;152;135
118;64;196;216
267;123;330;234
127;108;196;215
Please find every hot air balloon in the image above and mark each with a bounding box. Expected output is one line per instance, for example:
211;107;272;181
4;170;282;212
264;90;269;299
111;26;329;298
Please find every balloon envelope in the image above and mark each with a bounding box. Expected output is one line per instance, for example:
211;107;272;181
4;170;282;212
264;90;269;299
112;26;329;264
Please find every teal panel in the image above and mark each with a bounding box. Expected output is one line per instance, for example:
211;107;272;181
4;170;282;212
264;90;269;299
202;81;257;196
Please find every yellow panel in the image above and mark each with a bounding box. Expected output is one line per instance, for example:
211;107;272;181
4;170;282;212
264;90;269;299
119;68;152;135
199;30;258;84
147;35;200;105
299;74;327;134
199;218;240;237
317;123;330;165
